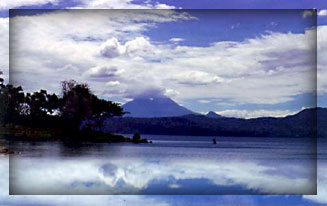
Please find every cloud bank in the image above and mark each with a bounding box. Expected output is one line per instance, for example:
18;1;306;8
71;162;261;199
216;109;299;119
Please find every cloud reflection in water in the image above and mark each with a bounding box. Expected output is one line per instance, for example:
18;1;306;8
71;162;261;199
0;155;325;205
10;156;315;195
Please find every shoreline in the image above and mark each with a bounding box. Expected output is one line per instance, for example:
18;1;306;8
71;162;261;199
1;123;149;144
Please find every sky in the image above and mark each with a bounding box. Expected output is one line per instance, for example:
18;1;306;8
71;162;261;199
0;1;326;119
0;0;327;206
2;3;325;118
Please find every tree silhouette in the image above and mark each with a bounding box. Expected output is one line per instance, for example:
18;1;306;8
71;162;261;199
60;80;125;131
24;90;60;117
0;80;25;122
1;75;125;135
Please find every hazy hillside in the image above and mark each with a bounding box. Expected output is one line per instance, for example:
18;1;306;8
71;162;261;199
104;108;326;138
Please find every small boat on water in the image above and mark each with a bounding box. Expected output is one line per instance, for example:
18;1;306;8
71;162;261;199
212;138;217;144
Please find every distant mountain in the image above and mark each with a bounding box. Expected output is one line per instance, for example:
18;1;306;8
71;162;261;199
206;111;223;118
105;107;326;138
122;97;194;118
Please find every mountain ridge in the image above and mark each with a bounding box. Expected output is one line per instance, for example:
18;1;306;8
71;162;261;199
206;111;224;118
105;107;326;138
122;97;194;118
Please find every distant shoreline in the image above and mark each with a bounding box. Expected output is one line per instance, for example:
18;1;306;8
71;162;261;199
104;107;325;138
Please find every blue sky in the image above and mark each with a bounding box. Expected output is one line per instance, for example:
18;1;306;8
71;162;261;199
145;10;316;46
147;0;326;10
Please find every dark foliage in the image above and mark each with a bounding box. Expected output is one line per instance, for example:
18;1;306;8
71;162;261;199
0;79;24;122
0;76;125;135
60;80;125;131
24;90;60;117
133;132;141;142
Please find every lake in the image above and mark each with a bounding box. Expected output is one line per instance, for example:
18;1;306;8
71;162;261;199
8;135;317;195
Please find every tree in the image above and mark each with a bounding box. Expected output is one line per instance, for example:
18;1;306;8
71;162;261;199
24;90;60;117
90;94;124;118
0;83;25;122
133;132;141;142
0;74;125;134
60;80;125;131
61;81;92;124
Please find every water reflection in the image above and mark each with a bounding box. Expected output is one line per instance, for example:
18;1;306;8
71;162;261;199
9;138;316;195
1;138;326;205
0;156;326;205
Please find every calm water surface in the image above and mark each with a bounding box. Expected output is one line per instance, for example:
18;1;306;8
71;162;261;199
9;135;317;195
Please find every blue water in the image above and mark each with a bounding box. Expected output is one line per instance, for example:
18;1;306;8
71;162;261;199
8;135;317;195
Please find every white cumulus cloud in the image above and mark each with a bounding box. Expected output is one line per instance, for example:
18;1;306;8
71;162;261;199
99;38;124;58
318;9;327;16
99;36;155;59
